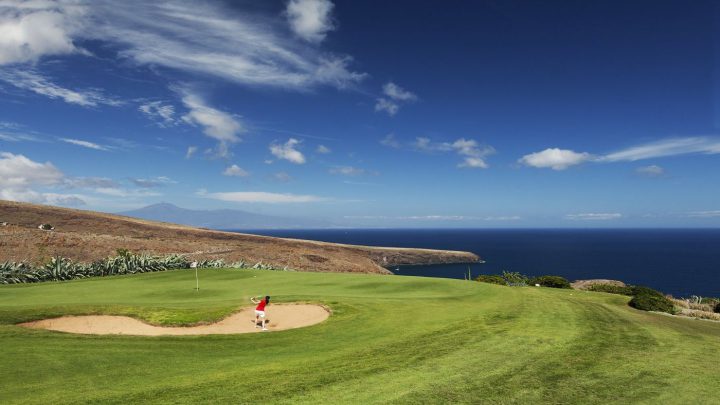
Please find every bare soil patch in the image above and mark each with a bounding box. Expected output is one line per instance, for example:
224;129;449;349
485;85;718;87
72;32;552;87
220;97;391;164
20;304;330;336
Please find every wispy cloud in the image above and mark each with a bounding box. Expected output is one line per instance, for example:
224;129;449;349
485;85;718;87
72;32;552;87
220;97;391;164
602;137;720;162
0;70;122;107
64;177;118;189
92;1;363;90
344;215;521;221
382;82;417;101
139;101;176;126
130;176;175;188
379;133;400;148
286;0;335;43
273;172;292;182
316;144;331;154
329;166;367;176
185;146;198;159
199;190;326;203
414;137;495;168
565;213;622;221
60;138;111;151
270;138;306;164
521;137;720;170
375;82;417;116
686;210;720;218
374;98;399;116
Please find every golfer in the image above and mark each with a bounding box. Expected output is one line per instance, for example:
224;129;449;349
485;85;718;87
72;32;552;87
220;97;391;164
251;295;270;331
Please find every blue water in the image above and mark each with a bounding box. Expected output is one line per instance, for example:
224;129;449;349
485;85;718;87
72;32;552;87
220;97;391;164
237;229;720;297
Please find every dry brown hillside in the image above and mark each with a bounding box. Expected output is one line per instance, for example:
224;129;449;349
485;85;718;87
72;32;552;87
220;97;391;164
0;200;480;274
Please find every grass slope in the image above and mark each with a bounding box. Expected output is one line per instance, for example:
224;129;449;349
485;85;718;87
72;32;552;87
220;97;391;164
1;269;719;404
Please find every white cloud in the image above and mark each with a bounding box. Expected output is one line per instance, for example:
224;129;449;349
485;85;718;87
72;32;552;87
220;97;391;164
414;137;495;169
0;151;84;205
316;144;331;154
270;138;306;164
0;3;84;65
519;148;592;170
176;88;243;144
139;101;176;126
0;152;63;188
0;70;121;107
602;137;720;162
185;146;198;159
223;164;249;177
382;82;417;101
329;166;365;176
60;138;110;151
286;0;335;43
380;133;400;148
565;213;622;221
374;98;399;116
200;190;326;203
636;165;664;177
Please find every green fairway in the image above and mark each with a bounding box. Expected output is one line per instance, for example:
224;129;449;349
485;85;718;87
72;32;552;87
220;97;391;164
1;269;719;404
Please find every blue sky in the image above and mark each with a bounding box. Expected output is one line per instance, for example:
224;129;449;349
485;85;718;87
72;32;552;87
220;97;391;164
1;0;719;227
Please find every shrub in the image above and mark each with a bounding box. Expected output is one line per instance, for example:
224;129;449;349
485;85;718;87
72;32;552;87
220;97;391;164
629;286;674;314
475;274;506;285
528;275;571;289
715;302;720;314
631;286;664;298
587;284;634;296
502;271;528;286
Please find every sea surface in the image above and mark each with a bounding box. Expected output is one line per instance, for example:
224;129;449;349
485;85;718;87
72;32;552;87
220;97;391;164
235;229;720;297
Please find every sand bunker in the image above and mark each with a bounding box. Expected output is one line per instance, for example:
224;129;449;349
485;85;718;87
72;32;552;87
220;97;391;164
20;304;329;336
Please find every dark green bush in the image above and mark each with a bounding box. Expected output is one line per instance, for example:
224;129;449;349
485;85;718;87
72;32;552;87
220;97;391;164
715;302;720;314
631;286;664;298
528;275;571;289
629;287;674;314
587;284;634;296
475;274;507;285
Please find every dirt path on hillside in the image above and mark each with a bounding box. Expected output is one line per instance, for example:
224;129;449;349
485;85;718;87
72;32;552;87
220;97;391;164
20;304;329;336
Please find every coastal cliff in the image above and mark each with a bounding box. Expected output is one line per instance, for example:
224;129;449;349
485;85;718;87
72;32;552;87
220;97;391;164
0;200;480;274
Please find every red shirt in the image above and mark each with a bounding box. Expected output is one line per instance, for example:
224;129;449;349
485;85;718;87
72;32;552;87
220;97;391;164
256;299;267;311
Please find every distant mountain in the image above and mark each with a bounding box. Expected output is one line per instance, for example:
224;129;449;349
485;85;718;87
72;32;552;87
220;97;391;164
119;203;334;229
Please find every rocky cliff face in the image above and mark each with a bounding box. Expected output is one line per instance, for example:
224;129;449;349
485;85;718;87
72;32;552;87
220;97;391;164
0;200;480;274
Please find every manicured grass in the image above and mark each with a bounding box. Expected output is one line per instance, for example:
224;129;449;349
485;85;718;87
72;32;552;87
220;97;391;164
1;269;719;404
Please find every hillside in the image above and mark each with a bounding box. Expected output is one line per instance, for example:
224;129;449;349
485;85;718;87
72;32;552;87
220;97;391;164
119;203;334;229
0;200;479;273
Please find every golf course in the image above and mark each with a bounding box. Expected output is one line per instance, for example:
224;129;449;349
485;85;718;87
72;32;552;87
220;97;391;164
1;268;719;404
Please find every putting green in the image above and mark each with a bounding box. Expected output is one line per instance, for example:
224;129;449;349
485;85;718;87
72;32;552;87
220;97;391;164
1;268;719;404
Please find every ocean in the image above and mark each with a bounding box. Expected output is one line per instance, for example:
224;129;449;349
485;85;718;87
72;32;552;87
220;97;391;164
236;229;720;297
